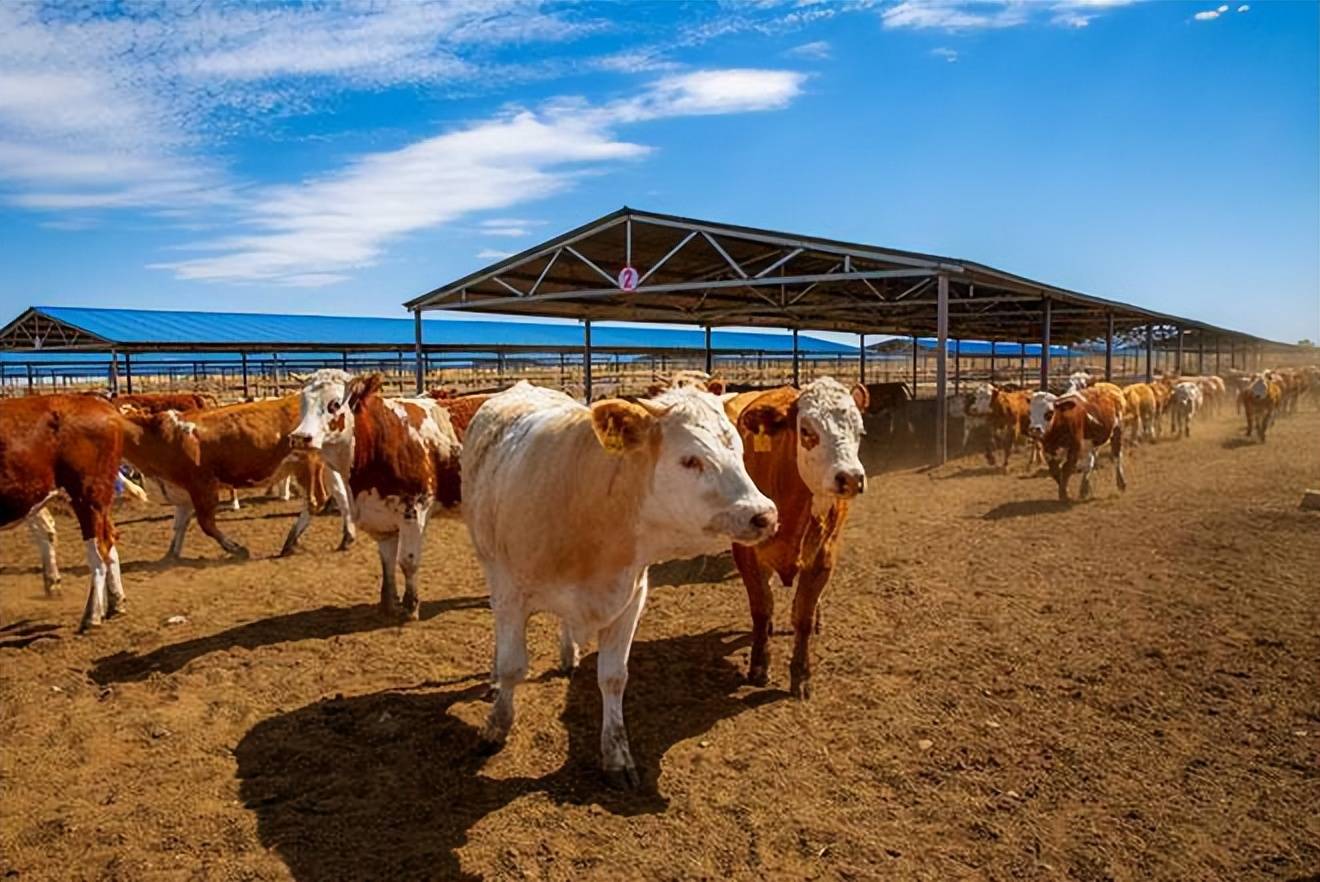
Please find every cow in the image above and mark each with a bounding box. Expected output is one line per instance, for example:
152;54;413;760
968;383;1034;471
1066;370;1092;393
120;397;354;559
290;371;462;620
462;381;776;788
1;395;126;631
1040;385;1128;502
1241;374;1283;442
1169;381;1202;438
110;391;218;412
427;390;499;441
727;378;867;698
1122;382;1158;443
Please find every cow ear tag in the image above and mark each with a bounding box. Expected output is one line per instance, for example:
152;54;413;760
753;426;772;453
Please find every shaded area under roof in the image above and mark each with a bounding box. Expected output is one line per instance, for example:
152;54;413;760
407;207;1282;349
0;305;856;355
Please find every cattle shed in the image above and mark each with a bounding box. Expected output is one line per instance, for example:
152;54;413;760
0;304;854;397
406;206;1286;464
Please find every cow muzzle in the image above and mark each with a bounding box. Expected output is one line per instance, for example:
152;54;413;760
718;502;779;545
833;470;866;498
288;432;319;452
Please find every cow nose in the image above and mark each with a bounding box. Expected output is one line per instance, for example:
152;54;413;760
289;433;313;450
835;471;865;496
750;509;777;536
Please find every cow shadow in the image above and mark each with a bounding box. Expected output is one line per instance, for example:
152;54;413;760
650;553;738;587
0;619;62;650
935;464;1003;480
234;629;781;882
90;596;488;684
981;498;1076;520
1221;437;1257;450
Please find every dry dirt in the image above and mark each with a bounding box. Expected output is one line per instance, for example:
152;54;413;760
2;408;1318;882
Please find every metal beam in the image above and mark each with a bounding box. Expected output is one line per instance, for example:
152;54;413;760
1040;299;1052;391
124;352;133;394
701;232;748;279
1105;312;1114;381
413;310;424;394
935;275;949;465
1145;324;1154;382
638;232;697;285
583;319;593;402
704;326;713;375
858;334;866;384
792;328;800;386
241;352;249;399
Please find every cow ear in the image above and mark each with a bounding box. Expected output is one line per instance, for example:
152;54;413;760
346;374;382;409
706;379;725;396
850;383;869;412
1055;398;1078;412
590;399;655;454
740;403;792;436
718;391;740;422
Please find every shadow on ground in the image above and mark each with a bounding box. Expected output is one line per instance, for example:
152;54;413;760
0;618;62;650
235;629;781;882
90;596;488;684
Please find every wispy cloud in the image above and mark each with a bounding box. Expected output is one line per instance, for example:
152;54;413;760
786;40;833;60
476;248;515;260
1194;3;1246;20
932;47;960;62
152;69;807;286
882;0;1134;31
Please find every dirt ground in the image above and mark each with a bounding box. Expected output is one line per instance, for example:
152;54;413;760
2;407;1317;882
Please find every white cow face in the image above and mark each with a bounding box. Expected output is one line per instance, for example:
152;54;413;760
793;378;868;500
290;369;354;452
1247;375;1269;400
593;388;777;550
1028;391;1057;437
968;383;996;417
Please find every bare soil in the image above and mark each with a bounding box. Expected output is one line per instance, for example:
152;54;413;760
2;409;1318;882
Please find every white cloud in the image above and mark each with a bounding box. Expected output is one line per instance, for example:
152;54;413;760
932;47;960;62
883;0;1134;31
786;40;833;60
1237;3;1249;10
476;248;514;260
1193;9;1220;20
152;69;807;285
1217;4;1229;11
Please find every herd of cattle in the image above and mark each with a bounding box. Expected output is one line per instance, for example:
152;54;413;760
0;362;1314;787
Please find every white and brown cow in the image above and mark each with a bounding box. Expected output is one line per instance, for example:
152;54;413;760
728;377;867;698
1;395;126;631
290;371;462;619
1040;385;1128;502
1169;381;1202;438
462;381;776;788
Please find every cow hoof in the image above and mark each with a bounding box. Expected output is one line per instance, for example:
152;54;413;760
378;601;399;618
107;601;127;619
337;536;356;552
278;543;297;558
228;546;251;560
603;764;641;790
77;617;101;634
43;579;61;597
747;666;770;688
401;602;420;622
790;674;813;701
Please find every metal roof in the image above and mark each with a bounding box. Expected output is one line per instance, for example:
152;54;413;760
0;305;855;355
407;206;1280;347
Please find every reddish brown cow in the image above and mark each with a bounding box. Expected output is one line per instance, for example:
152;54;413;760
1040;386;1128;502
1;395;126;630
428;390;496;440
1241;374;1283;442
968;383;1033;470
120;396;353;559
110;391;218;413
730;378;868;699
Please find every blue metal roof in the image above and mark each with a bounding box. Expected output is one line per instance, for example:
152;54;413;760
23;306;856;354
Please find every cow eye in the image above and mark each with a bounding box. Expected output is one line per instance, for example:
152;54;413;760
327;399;340;414
680;455;704;472
800;426;820;449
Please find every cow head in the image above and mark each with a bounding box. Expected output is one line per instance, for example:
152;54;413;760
741;378;868;502
1067;371;1091;394
592;387;777;549
968;383;997;417
289;369;361;451
1028;391;1057;438
1247;374;1270;400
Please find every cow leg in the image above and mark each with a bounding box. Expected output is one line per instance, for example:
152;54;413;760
397;504;428;621
481;592;528;753
279;476;293;501
165;503;194;559
376;533;400;614
229;488;241;511
983;430;998;468
558;620;581;676
279;498;314;557
105;545;125;618
1078;448;1098;500
1055;449;1078;502
327;469;356;551
78;538;109;632
1113;428;1128;493
194;498;249;558
733;543;774;687
597;571;649;789
26;508;61;595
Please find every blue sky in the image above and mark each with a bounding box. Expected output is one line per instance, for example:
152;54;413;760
0;0;1316;343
